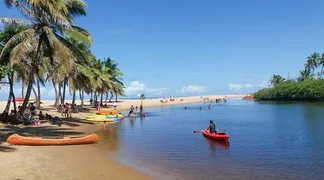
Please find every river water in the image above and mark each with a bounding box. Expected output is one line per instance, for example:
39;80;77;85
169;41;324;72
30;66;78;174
97;99;324;180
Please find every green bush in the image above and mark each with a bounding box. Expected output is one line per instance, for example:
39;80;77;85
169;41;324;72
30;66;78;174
254;79;324;101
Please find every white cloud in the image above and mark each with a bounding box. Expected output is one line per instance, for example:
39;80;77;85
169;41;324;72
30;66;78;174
179;85;208;94
228;81;270;92
257;80;270;88
228;84;253;92
124;81;169;96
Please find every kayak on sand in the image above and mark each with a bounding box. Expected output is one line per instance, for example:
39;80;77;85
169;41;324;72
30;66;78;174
7;134;99;146
202;129;229;142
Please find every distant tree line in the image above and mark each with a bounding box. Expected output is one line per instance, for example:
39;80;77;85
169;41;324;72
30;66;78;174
254;53;324;101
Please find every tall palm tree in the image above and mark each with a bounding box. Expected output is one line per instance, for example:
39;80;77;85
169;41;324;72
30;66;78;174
1;0;92;119
305;52;319;73
0;23;26;115
318;53;324;78
103;57;124;102
269;74;285;87
297;69;314;82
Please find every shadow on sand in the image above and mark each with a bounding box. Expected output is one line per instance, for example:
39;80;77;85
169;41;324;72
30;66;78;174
0;145;16;152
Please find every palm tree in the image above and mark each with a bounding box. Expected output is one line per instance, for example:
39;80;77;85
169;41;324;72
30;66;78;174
305;52;319;73
103;57;124;102
0;23;26;115
269;74;285;87
297;69;314;82
318;53;324;78
1;0;92;119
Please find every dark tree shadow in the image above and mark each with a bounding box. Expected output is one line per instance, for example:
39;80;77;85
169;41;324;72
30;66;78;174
0;145;16;152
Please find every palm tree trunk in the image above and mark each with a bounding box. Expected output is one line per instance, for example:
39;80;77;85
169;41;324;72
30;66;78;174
21;81;24;97
92;92;97;108
109;91;113;102
32;87;38;101
36;78;41;109
62;78;67;104
90;91;93;105
53;80;58;106
72;90;76;105
79;90;84;106
100;93;103;106
115;94;118;102
59;82;62;104
16;70;34;120
105;91;109;102
3;74;13;115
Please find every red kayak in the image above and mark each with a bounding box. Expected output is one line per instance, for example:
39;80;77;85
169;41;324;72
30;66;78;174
202;129;229;142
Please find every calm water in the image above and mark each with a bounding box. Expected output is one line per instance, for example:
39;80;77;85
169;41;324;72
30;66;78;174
96;99;324;180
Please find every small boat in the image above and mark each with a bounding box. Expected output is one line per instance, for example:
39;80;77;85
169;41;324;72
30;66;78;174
202;129;229;142
96;109;119;115
7;134;99;146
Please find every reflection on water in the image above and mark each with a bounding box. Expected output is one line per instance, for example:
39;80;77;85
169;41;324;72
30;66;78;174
205;137;230;152
97;100;324;180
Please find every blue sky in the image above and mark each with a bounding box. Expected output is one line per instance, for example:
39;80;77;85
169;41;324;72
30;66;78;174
1;0;324;99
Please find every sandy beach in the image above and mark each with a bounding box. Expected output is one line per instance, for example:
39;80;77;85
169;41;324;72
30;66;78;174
0;94;244;180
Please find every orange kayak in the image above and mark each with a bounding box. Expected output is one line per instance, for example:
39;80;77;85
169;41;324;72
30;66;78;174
202;129;229;142
7;134;99;146
96;109;119;115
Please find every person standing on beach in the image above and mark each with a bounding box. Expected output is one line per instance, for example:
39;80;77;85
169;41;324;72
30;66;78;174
128;105;134;116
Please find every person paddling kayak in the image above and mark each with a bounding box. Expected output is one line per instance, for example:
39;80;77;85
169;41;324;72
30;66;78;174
207;120;216;134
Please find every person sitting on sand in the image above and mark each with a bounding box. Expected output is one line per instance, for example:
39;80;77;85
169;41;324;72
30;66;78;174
45;113;52;120
9;110;15;116
39;111;45;120
207;120;216;134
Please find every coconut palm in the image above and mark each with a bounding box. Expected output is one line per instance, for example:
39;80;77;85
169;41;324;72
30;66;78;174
0;23;26;115
1;0;92;119
269;74;285;87
102;57;124;102
318;53;324;78
297;69;314;82
305;52;319;73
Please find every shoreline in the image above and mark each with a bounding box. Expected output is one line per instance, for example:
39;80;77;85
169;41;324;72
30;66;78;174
0;94;245;180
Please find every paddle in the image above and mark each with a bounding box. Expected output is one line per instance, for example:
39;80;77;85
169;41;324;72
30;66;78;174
193;129;226;133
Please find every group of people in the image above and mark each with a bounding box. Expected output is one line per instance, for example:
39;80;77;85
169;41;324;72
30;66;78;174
128;102;144;117
203;97;227;104
60;103;75;118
